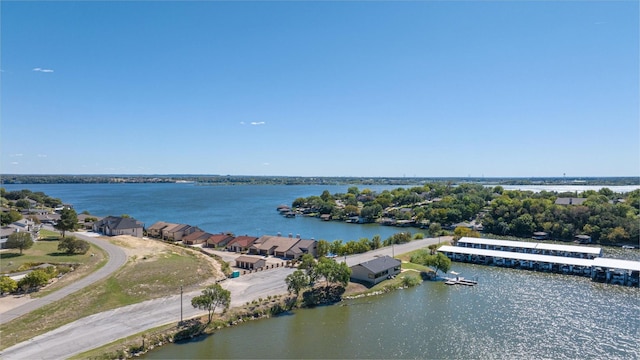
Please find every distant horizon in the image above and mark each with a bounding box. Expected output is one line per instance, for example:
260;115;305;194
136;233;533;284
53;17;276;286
2;174;638;180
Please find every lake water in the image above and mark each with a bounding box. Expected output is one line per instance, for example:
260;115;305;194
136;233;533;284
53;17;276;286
3;183;639;359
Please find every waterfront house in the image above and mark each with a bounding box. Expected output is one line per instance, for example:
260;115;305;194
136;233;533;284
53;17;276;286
162;223;199;242
285;239;318;259
234;255;267;270
554;197;587;206
182;231;213;245
92;216;144;237
147;221;176;238
350;256;401;286
226;235;259;253
206;233;235;248
248;234;304;258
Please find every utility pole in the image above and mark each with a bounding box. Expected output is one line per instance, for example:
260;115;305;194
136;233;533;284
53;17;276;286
180;285;183;324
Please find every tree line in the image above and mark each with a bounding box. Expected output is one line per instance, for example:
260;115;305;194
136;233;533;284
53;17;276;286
291;184;640;245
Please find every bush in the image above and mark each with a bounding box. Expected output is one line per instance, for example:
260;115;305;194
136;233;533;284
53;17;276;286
58;237;90;254
17;269;52;291
400;275;421;288
0;276;18;295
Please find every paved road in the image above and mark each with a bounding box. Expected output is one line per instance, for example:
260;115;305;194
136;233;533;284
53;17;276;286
0;237;448;359
0;267;297;360
0;231;128;325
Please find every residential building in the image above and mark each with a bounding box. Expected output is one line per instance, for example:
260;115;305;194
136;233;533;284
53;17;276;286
235;255;267;270
92;216;144;237
350;256;402;286
226;235;259;253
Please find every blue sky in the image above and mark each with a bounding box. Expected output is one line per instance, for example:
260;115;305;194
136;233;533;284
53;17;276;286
1;1;638;177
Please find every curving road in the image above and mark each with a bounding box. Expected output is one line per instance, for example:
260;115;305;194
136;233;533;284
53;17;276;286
0;231;128;325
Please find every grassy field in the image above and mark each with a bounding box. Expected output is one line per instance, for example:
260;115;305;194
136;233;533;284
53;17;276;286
0;241;223;350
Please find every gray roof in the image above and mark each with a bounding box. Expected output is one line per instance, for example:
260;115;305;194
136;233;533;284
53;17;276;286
555;197;587;206
96;216;143;230
354;256;401;273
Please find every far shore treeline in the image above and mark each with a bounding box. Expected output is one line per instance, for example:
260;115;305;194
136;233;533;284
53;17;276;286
0;175;638;186
290;184;639;245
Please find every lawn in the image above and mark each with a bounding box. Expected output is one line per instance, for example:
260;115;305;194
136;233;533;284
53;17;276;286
0;243;223;350
0;237;105;274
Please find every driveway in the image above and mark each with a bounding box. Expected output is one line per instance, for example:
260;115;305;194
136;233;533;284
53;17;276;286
0;231;128;325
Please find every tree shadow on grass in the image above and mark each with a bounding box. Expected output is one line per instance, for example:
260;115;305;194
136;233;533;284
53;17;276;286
47;252;73;257
0;253;23;259
39;237;60;242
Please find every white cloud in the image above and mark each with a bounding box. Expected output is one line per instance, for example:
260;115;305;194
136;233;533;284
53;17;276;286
251;121;266;126
37;154;48;158
262;162;270;166
10;153;23;157
11;162;19;165
33;67;54;73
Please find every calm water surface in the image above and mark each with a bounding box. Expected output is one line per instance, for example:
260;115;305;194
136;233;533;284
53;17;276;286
4;183;639;359
145;264;639;359
2;183;414;241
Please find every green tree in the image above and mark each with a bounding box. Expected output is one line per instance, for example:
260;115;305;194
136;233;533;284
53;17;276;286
360;203;383;221
316;240;330;258
15;199;31;209
55;207;78;237
6;232;34;254
285;270;310;298
428;222;442;237
0;276;18;295
370;235;382;250
423;252;452;276
58;236;90;254
1;210;23;226
316;258;351;288
298;254;319;282
453;227;480;241
191;284;231;323
320;190;332;202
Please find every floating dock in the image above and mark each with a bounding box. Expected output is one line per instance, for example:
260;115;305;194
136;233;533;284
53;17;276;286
444;277;477;286
438;238;640;287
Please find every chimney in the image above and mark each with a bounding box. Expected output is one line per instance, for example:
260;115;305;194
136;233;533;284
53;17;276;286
289;233;293;238
296;234;301;239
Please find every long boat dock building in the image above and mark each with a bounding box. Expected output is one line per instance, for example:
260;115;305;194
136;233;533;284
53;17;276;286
439;237;639;287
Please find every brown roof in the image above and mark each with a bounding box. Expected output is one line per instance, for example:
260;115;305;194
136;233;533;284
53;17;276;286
235;255;266;264
147;221;175;231
208;233;234;245
227;235;259;248
251;235;300;253
183;231;211;242
164;223;191;233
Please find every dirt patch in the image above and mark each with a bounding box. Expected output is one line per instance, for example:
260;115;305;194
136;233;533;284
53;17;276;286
343;282;369;295
0;294;34;314
108;236;168;260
